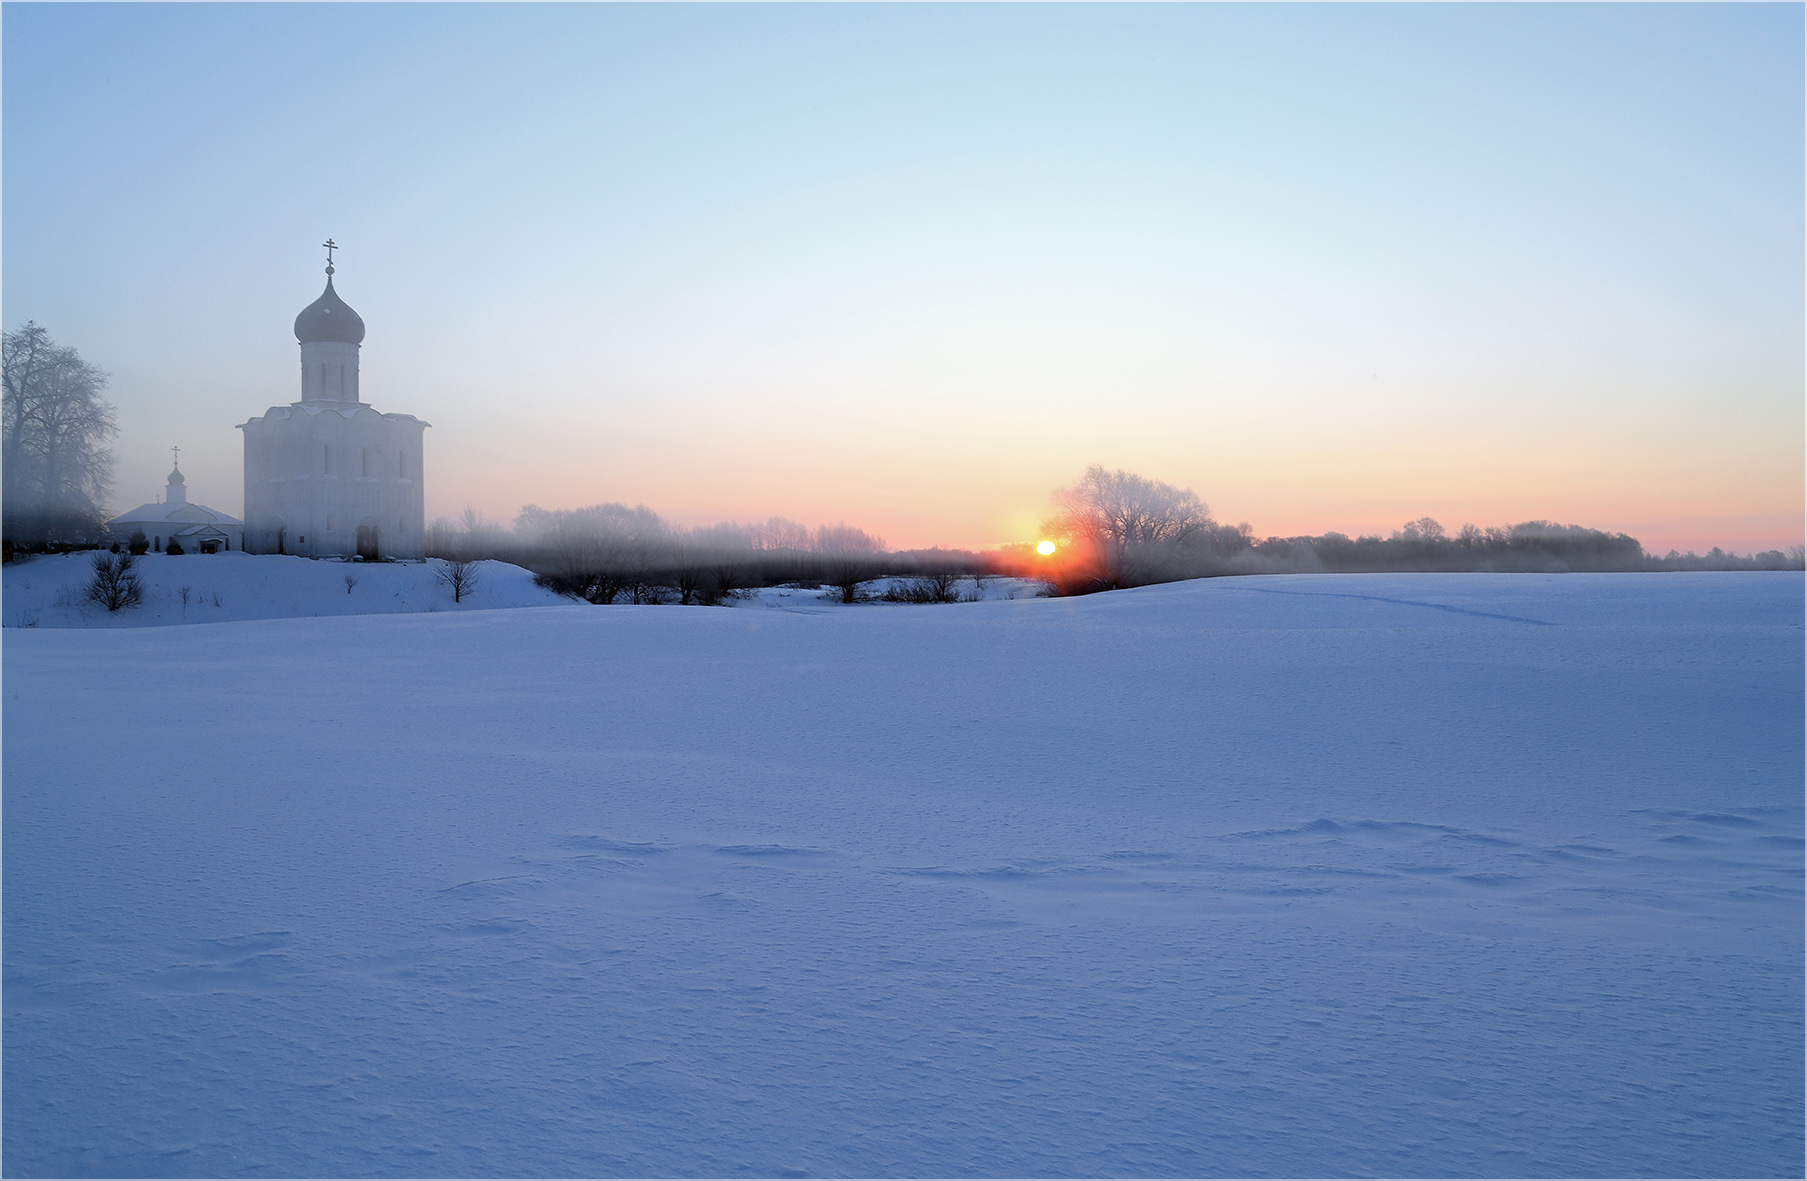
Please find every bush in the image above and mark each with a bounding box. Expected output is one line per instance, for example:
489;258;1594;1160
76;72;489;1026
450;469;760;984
165;539;184;556
434;557;481;603
883;571;965;604
85;552;142;612
127;531;148;556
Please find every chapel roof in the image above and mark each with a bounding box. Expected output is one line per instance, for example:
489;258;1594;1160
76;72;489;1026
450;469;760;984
107;500;243;528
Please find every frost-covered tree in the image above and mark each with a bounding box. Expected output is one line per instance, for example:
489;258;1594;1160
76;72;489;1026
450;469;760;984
515;502;668;604
1397;517;1447;542
816;522;886;603
1043;466;1215;589
3;323;117;547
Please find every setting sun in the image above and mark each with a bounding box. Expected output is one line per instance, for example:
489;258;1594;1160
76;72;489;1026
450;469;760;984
1036;540;1057;556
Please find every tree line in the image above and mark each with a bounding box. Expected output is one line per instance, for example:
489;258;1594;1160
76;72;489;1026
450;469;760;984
428;505;991;605
1011;466;1804;593
5;324;1799;591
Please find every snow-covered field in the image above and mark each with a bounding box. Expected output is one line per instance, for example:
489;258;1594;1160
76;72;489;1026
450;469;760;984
0;551;1046;629
1;550;569;627
4;573;1801;1177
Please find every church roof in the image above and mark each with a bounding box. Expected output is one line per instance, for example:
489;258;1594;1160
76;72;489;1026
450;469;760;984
294;277;366;345
238;402;431;428
108;500;243;529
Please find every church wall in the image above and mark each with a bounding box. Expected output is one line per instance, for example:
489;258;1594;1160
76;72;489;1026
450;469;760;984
241;407;427;560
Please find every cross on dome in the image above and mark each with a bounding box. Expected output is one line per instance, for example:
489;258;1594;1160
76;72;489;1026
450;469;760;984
294;245;366;345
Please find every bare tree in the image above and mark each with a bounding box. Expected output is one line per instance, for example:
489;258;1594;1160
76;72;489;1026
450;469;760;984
1397;517;1446;542
3;323;118;547
669;538;708;605
709;556;746;603
425;516;460;558
459;506;505;560
435;557;481;603
1042;466;1215;589
516;502;666;604
84;552;141;612
816;522;886;603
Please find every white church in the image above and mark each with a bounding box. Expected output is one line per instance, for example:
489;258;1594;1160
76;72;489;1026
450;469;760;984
239;246;429;560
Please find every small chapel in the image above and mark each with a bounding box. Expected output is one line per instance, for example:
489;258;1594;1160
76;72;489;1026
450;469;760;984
239;243;429;560
106;455;244;554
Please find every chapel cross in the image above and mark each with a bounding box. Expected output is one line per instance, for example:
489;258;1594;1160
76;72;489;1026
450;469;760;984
170;444;180;468
323;239;338;266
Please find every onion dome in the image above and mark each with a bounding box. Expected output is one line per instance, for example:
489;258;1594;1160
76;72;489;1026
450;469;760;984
294;276;366;345
167;465;185;486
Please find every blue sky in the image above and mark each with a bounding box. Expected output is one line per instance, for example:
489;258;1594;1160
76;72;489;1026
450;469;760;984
5;3;1801;550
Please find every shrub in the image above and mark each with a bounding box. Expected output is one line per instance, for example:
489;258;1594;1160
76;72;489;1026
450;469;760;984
85;552;142;612
435;557;480;603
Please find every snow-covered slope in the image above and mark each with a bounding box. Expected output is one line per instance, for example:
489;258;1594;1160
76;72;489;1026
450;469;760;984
2;550;567;627
4;573;1801;1177
1;552;1049;629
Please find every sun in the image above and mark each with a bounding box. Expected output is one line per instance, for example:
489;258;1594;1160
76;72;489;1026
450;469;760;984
1036;540;1057;556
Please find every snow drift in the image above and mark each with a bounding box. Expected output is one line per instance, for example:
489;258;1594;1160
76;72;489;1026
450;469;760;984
4;573;1801;1176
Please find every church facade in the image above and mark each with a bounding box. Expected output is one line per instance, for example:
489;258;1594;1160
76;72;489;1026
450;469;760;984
239;252;429;560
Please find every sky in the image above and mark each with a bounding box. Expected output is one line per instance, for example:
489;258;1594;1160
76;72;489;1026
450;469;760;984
4;3;1802;554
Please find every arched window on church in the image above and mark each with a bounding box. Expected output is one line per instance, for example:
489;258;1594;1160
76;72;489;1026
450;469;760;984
362;448;370;478
323;445;330;476
399;448;408;479
326;514;333;532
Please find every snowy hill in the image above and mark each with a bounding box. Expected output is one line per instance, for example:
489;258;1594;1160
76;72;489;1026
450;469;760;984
2;550;568;627
1;551;1050;628
4;572;1802;1177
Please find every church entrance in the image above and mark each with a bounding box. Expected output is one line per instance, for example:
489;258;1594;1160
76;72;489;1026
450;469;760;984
275;526;286;555
356;524;380;562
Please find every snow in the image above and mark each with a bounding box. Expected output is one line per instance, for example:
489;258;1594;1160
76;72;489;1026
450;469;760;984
1;553;1047;629
2;551;568;628
4;572;1801;1177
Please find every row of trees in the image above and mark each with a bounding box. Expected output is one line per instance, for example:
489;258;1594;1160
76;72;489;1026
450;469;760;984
6;319;1798;591
408;466;1807;605
1015;466;1805;593
428;504;988;605
2;323;117;551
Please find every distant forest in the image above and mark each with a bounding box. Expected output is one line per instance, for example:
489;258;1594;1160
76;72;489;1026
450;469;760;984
425;467;1804;604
